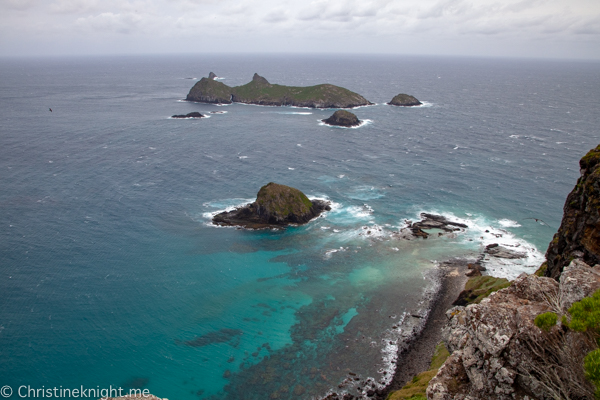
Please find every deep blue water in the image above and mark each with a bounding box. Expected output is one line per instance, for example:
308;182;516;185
1;54;599;400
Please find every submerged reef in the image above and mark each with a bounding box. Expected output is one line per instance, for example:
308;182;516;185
186;73;372;108
212;182;331;229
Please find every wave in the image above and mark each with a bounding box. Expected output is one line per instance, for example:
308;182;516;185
498;218;521;228
200;198;255;221
345;185;385;201
318;119;373;129
168;115;209;119
387;101;433;108
412;210;544;280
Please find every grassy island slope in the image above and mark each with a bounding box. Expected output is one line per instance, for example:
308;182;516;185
187;73;372;108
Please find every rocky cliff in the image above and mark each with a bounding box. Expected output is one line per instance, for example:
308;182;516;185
545;144;600;279
186;73;372;108
426;144;600;400
428;260;600;400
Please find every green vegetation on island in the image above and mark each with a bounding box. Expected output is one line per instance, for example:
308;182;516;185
387;342;450;400
186;73;372;108
212;182;331;229
388;94;422;107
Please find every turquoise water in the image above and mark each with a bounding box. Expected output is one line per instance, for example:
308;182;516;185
1;54;599;400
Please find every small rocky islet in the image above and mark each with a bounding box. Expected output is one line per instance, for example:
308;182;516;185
322;110;361;128
387;93;422;107
212;182;331;229
171;111;204;119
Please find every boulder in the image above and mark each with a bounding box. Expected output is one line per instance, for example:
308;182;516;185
484;243;526;259
408;213;468;239
388;94;422;107
212;182;331;229
322;110;361;128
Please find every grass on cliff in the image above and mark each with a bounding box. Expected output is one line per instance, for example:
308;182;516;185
386;342;450;400
459;275;511;305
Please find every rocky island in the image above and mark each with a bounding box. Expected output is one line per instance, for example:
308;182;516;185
171;112;204;119
186;73;372;108
388;94;422;107
212;182;331;229
322;110;361;127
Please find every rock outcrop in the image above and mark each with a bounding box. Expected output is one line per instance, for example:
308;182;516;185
171;112;204;118
545;144;600;279
388;94;422;107
322;110;361;127
187;72;372;108
408;213;468;239
427;260;600;400
186;77;233;104
484;243;526;259
208;71;217;80
212;182;331;229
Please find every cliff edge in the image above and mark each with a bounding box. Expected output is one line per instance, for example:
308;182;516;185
545;144;600;279
426;144;600;400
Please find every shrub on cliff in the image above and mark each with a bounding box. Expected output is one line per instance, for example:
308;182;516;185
534;312;558;331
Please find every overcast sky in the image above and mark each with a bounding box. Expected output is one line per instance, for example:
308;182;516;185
1;0;599;59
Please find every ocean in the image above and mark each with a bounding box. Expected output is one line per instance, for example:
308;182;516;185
1;54;599;400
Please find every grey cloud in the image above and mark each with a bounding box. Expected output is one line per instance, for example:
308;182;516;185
0;0;36;10
75;12;144;34
263;9;289;23
571;17;600;34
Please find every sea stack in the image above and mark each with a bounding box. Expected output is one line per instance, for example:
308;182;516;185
388;94;422;107
322;110;361;127
212;182;331;229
